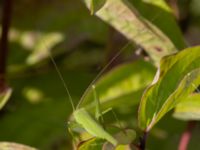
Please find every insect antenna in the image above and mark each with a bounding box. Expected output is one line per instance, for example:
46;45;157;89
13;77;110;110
41;40;75;112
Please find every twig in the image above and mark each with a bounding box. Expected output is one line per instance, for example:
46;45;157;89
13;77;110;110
178;121;196;150
0;0;13;92
138;131;148;150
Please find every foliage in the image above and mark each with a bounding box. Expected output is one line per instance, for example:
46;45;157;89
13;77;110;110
0;88;12;110
0;0;200;150
83;0;186;65
138;46;200;131
0;142;37;150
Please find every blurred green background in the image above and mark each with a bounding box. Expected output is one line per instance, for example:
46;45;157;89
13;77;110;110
0;0;200;149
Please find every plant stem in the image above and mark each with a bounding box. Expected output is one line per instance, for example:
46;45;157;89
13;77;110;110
178;121;196;150
138;131;148;150
0;0;13;92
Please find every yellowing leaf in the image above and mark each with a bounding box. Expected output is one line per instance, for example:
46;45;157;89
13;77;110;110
83;0;185;64
173;94;200;121
0;142;37;150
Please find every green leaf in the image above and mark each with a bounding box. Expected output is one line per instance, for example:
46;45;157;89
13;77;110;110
83;0;181;64
129;0;186;50
89;0;106;15
79;60;155;112
102;129;136;150
72;61;150;146
173;94;200;121
78;138;104;150
115;145;131;150
0;88;12;110
26;32;64;65
114;129;136;145
0;142;37;150
103;143;131;150
138;46;200;131
137;0;172;12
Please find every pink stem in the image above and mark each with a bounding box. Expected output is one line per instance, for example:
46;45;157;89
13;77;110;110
178;121;196;150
